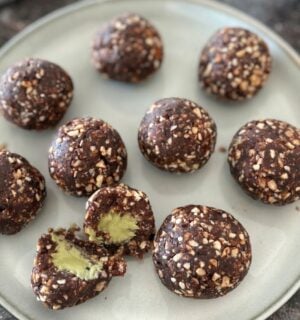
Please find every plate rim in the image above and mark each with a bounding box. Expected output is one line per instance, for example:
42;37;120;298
0;0;299;319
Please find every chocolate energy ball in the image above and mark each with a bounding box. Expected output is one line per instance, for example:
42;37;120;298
199;27;272;101
0;58;73;130
92;13;163;83
138;97;217;173
228;119;300;205
153;205;252;298
0;150;46;235
31;227;126;310
84;184;155;258
48;117;127;197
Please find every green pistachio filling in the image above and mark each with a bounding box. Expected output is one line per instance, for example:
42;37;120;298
51;234;103;281
87;211;138;244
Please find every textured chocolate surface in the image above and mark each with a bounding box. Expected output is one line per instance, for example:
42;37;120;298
31;227;126;310
199;27;272;101
0;0;299;319
48;117;127;197
138;97;217;173
92;12;163;83
228;119;300;205
0;149;46;234
0;58;73;129
153;205;252;298
84;184;155;258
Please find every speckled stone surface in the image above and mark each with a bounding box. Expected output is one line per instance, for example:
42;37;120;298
0;0;299;319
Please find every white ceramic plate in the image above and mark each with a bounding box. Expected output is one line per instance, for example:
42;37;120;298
0;0;299;319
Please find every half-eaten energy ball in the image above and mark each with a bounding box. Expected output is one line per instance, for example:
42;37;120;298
31;226;126;310
84;184;155;258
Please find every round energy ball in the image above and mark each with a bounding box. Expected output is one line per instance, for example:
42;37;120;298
0;150;46;234
228;119;300;205
199;27;272;101
31;227;126;310
153;205;252;299
0;58;73;129
92;12;163;83
138;97;217;173
48;117;127;197
84;184;155;258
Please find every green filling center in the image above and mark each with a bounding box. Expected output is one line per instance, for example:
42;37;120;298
87;211;138;244
51;234;102;281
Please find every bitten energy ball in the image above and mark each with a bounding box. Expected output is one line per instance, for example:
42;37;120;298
0;150;46;234
48;117;127;197
0;58;73;129
228;119;300;205
138;97;217;173
199;27;272;101
84;184;155;258
153;205;252;298
31;227;126;310
92;13;163;83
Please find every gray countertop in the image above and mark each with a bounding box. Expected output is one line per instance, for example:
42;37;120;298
0;0;299;319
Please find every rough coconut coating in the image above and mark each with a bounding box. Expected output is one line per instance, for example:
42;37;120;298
92;12;163;83
228;119;300;205
199;27;271;101
31;227;126;310
0;150;46;235
48;117;127;197
153;205;252;299
138;98;217;173
84;184;155;258
0;58;73;129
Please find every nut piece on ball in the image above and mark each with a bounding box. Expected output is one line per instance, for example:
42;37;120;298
0;150;46;235
48;117;127;197
228;119;300;205
92;13;163;83
153;205;252;298
0;58;73;129
138;97;217;173
199;27;271;101
84;184;155;258
31;226;126;310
